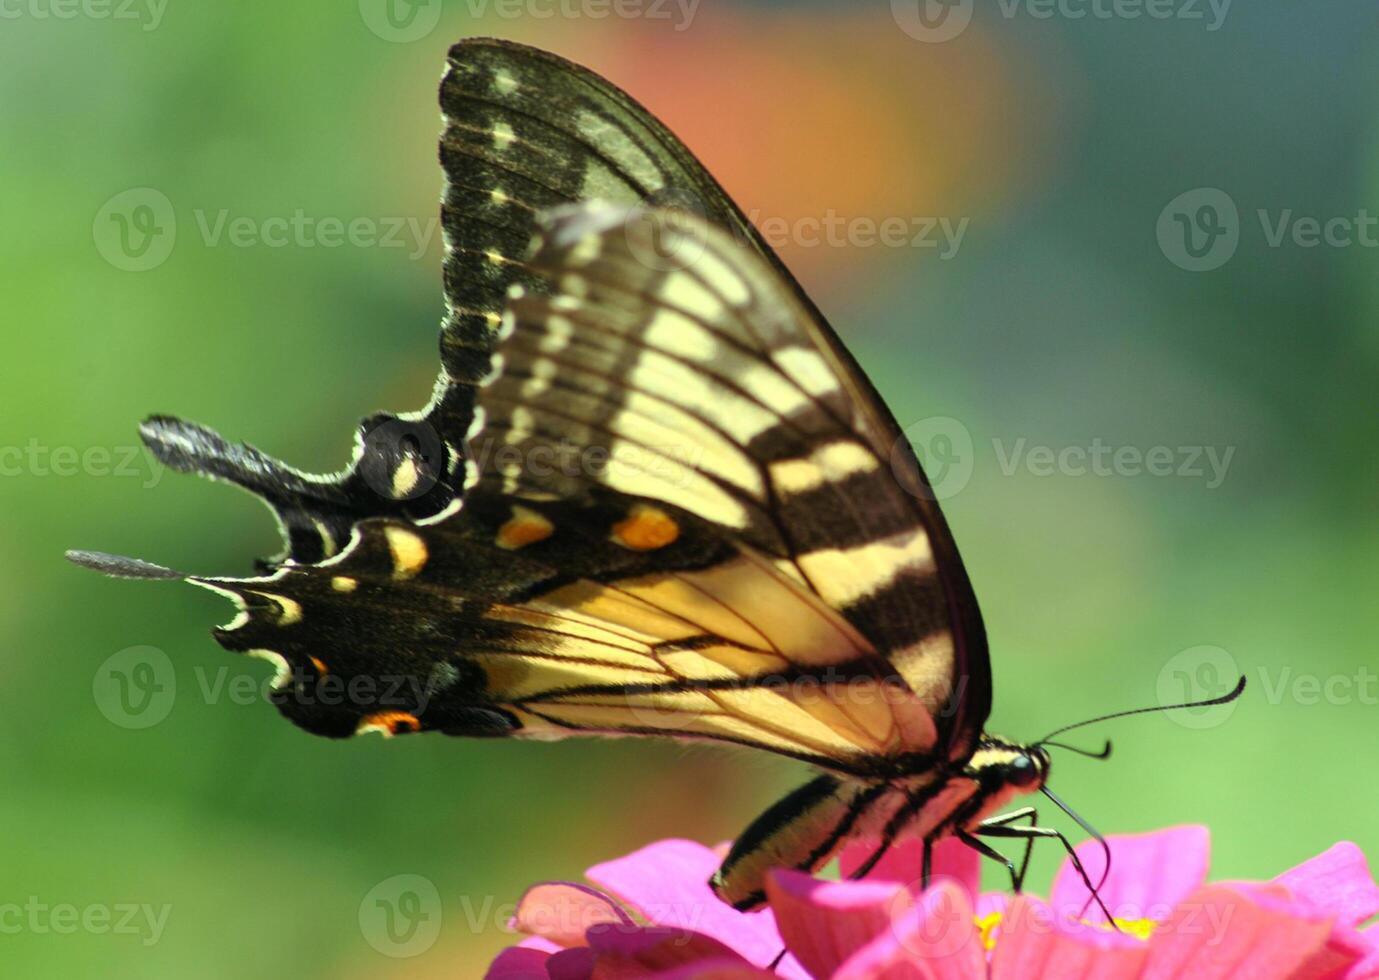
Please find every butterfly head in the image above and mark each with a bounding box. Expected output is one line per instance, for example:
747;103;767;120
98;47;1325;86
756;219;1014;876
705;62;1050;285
970;736;1051;794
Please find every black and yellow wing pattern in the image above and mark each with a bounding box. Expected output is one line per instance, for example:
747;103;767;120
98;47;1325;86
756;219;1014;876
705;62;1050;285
73;39;1003;911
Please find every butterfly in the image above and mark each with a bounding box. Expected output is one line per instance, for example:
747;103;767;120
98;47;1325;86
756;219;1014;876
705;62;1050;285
71;37;1241;913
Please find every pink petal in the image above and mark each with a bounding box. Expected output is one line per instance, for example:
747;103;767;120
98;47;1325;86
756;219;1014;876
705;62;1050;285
989;895;1147;980
1142;883;1334;980
645;961;777;980
1276;843;1379;928
587;924;746;960
834;880;987;979
486;945;554;980
583;924;760;977
766;869;911;977
585;840;791;971
839;836;981;902
976;891;1009;922
514;882;636;947
547;946;596;980
1290;924;1374;980
1343;931;1379;980
1052;825;1210;926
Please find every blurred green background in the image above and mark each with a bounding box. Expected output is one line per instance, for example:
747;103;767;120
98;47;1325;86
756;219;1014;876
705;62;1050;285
4;1;1377;976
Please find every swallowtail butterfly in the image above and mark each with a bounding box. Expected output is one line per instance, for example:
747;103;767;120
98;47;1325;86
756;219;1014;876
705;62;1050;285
72;38;1241;912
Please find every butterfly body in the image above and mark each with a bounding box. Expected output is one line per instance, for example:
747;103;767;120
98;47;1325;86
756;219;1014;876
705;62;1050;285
74;37;1072;912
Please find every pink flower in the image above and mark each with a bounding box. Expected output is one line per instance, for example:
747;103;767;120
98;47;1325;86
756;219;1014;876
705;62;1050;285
484;828;1379;979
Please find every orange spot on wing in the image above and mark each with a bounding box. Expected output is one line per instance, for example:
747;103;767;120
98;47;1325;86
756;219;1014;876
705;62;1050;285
309;656;329;675
612;505;680;551
497;508;555;550
357;711;422;736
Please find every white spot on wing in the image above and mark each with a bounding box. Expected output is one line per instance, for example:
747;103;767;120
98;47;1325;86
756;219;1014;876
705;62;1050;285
644;309;717;361
575;109;664;190
689;246;752;306
796;527;934;608
770;441;878;495
384;526;429;580
774;347;839;398
660;273;726;323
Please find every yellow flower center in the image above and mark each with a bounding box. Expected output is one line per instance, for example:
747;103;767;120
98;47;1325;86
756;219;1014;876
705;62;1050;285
973;911;1157;950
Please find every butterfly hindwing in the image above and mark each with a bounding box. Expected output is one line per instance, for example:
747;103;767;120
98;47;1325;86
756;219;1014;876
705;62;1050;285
202;488;939;770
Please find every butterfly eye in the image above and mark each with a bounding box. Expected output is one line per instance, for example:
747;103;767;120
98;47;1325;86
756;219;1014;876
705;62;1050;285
1008;752;1044;788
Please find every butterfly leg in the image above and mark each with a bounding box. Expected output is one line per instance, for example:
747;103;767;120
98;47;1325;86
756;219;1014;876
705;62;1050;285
974;806;1038;891
956;828;1022;892
976;818;1118;925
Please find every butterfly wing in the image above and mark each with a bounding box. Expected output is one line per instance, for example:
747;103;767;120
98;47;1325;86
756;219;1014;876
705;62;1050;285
433;37;990;762
82;39;994;910
198;204;967;766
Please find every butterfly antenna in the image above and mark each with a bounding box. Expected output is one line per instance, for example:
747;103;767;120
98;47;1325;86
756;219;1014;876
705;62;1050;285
1041;785;1116;924
1036;674;1245;745
1040;739;1112;760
